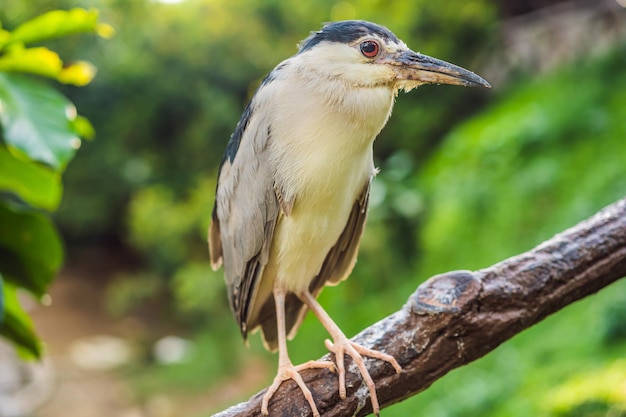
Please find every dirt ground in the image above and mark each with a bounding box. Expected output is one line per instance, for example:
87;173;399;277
16;249;268;417
29;258;141;417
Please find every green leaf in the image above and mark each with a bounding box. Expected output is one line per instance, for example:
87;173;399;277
0;280;41;359
0;72;83;170
0;46;63;79
57;61;97;86
70;114;95;140
8;8;103;45
0;146;62;210
0;46;97;86
0;202;63;297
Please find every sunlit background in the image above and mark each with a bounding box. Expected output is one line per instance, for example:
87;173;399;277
1;0;626;416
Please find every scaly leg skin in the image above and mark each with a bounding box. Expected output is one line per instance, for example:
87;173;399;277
300;290;402;416
262;287;336;417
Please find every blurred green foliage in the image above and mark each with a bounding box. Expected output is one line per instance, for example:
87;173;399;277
2;1;625;416
0;8;107;357
417;43;626;277
545;360;626;416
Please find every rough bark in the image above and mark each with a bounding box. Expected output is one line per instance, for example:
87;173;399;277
214;198;626;417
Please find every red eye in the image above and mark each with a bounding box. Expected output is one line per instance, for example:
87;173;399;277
360;40;380;58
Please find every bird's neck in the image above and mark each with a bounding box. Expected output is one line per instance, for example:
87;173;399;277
299;73;396;141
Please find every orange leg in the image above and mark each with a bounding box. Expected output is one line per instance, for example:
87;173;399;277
299;290;402;416
261;287;335;416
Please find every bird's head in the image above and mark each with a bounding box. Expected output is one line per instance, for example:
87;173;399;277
296;20;490;93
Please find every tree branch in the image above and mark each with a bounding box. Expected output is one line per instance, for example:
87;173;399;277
214;198;626;417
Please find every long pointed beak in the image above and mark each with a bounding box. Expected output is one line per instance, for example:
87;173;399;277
389;50;491;88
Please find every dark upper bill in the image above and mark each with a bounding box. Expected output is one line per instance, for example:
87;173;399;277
389;50;491;88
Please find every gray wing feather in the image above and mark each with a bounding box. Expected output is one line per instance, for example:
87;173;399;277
209;104;281;338
315;181;371;287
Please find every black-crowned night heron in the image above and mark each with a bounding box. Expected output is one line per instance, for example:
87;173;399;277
209;20;490;416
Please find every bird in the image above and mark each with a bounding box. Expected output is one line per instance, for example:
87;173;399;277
209;20;490;416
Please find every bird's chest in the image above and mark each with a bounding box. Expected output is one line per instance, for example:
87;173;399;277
272;108;377;219
268;108;382;291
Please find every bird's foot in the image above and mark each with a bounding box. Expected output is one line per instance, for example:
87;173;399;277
324;337;402;416
261;359;336;417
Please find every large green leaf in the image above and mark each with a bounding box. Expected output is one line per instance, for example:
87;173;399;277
0;280;41;359
0;202;63;297
0;146;62;210
0;72;82;170
6;8;108;46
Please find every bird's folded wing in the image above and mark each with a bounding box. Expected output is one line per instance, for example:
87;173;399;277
209;101;283;338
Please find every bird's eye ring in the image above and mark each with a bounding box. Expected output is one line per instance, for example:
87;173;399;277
360;40;380;58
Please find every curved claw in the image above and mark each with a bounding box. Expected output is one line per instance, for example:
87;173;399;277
351;342;402;374
325;337;402;416
261;360;336;417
